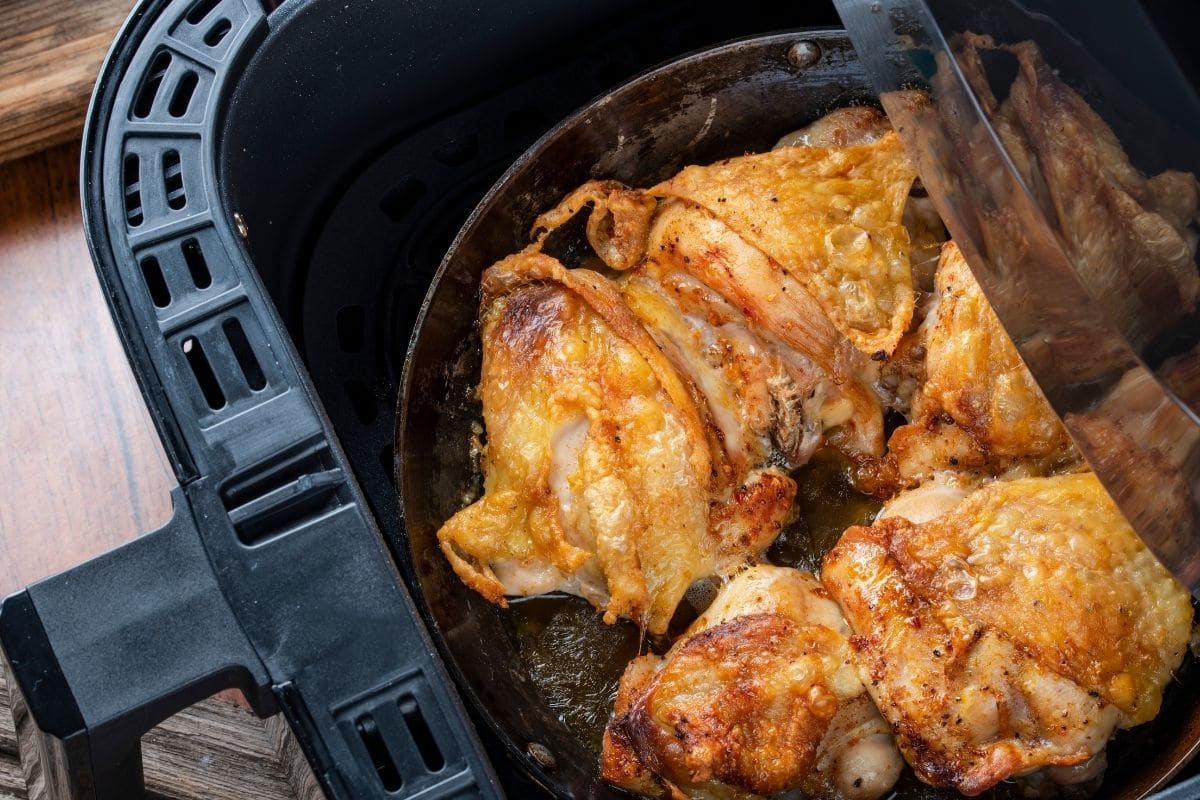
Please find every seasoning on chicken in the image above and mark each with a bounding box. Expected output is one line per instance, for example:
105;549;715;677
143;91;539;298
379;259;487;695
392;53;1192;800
884;241;1079;488
437;250;716;634
622;200;884;474
602;565;903;800
823;472;1193;796
651;130;919;357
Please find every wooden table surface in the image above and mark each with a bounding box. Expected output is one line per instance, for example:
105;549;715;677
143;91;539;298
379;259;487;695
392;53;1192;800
0;2;326;787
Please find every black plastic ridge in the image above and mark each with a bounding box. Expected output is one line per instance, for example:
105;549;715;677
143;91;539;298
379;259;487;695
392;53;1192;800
0;594;85;740
0;0;503;798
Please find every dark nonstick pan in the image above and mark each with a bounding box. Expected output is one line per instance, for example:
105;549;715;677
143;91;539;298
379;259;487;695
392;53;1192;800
396;29;1200;800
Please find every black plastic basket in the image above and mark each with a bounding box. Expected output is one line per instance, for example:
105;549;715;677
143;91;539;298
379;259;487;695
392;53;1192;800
4;1;1200;799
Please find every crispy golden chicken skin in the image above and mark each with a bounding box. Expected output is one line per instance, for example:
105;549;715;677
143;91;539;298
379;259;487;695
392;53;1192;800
603;566;903;800
437;251;716;634
623;200;884;472
775;106;893;150
525;126;919;484
885;242;1079;487
823;473;1193;796
652;131;919;356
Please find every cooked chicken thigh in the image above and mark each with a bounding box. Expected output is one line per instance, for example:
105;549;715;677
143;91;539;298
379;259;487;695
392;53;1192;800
622;201;884;471
955;35;1200;349
885;241;1079;487
532;128;919;473
603;565;903;799
429;44;1200;799
652;131;919;357
438;251;716;634
823;473;1193;796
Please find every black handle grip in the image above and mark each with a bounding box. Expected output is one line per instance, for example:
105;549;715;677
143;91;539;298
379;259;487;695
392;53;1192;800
0;487;274;800
1;481;505;800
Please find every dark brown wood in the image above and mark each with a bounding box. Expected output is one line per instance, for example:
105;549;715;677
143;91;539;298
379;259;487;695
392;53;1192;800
0;0;134;166
0;143;319;799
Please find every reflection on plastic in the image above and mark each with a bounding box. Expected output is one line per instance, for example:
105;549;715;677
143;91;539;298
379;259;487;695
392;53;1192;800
834;0;1200;589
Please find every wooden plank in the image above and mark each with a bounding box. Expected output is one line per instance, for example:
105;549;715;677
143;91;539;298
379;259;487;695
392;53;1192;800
0;141;176;597
0;755;27;800
0;663;14;755
266;715;328;800
142;700;294;799
0;0;135;165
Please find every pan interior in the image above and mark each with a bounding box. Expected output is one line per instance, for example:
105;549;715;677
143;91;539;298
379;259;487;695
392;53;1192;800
397;30;1200;800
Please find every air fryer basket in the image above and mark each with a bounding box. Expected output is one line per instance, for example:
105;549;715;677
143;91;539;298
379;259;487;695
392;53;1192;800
2;0;1200;799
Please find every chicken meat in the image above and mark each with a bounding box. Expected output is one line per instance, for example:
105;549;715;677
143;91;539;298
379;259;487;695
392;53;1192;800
603;565;903;800
437;251;717;634
622;200;884;473
651;130;919;358
823;472;1193;796
955;34;1200;349
883;241;1079;488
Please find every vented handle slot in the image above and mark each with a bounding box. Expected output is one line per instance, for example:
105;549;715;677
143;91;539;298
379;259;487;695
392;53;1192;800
334;673;471;798
221;440;350;544
227;467;345;544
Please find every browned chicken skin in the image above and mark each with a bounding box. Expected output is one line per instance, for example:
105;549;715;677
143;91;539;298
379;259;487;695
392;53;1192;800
623;201;882;471
652;131;919;358
603;565;903;800
882;241;1080;490
955;35;1200;349
823;473;1193;796
438;251;717;633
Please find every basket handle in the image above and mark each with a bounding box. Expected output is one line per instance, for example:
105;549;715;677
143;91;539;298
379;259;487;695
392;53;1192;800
0;489;276;799
1;482;506;800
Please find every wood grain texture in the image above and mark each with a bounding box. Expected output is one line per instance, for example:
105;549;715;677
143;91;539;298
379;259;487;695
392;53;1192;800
266;715;328;800
0;143;317;799
4;662;299;800
0;0;134;166
0;141;175;597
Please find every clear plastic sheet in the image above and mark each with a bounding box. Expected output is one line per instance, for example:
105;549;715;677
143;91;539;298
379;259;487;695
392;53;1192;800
833;0;1200;587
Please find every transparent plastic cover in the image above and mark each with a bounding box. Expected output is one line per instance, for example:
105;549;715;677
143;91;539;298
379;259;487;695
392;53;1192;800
833;0;1200;587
